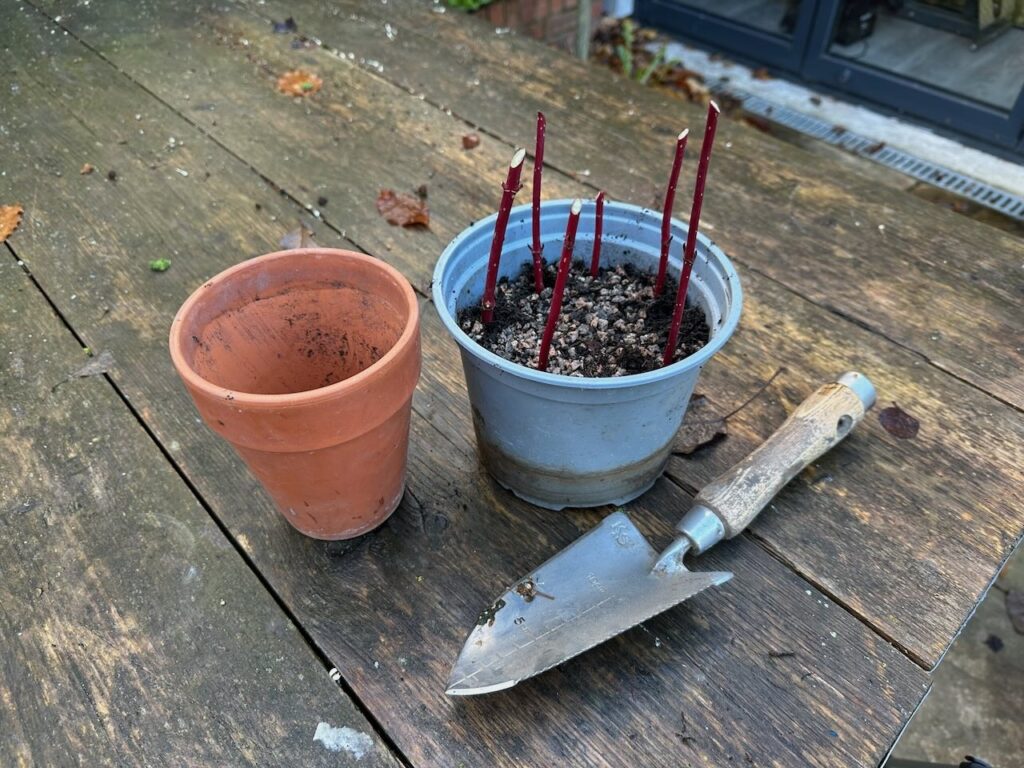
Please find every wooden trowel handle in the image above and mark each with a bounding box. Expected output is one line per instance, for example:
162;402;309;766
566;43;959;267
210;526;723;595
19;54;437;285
694;372;875;540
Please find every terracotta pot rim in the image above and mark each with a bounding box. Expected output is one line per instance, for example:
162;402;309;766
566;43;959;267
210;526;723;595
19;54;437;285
169;247;419;409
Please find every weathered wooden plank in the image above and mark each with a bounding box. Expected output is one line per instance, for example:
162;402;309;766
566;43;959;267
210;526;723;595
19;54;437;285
0;6;931;767
0;259;400;765
28;0;1024;669
236;0;1024;410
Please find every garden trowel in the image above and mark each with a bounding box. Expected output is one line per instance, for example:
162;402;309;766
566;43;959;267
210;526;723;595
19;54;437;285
446;372;875;695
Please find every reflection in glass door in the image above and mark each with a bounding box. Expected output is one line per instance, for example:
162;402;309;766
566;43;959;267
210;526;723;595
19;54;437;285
672;0;800;37
804;0;1024;151
635;0;819;72
826;2;1024;111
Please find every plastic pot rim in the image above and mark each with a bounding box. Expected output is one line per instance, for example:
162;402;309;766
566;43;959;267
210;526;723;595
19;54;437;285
432;198;743;391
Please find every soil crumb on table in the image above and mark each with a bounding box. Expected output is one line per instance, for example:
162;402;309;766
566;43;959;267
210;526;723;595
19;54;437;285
458;261;710;377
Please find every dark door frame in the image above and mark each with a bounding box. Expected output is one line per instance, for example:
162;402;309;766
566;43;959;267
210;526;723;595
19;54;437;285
634;0;1024;156
800;0;1024;152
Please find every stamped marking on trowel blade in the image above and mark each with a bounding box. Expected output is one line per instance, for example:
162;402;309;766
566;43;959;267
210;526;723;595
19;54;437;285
586;573;608;593
609;520;636;548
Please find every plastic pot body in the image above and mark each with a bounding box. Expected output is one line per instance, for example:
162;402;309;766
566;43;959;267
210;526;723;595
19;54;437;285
433;199;742;510
170;248;421;539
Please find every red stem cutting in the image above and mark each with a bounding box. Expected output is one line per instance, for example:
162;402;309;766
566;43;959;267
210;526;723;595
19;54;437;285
537;198;583;371
481;148;527;324
653;129;689;296
529;112;546;293
589;191;605;278
662;101;720;366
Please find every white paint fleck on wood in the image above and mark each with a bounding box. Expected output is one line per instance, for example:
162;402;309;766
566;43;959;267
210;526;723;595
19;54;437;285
313;722;374;759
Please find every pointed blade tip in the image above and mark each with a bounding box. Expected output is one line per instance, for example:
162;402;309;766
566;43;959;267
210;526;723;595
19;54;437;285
445;678;519;697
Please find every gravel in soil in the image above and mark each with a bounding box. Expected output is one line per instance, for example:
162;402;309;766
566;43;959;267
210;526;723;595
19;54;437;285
458;261;710;377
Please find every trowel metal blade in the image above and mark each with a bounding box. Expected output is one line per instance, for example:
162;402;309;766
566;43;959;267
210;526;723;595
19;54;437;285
446;511;732;696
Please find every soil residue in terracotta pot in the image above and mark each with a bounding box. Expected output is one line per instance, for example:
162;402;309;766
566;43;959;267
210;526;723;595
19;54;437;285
457;261;709;377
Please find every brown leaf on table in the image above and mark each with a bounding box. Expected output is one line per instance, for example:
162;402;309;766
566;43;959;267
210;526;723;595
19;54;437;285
462;133;480;150
276;69;322;96
752;67;772;80
809;95;822;106
672;394;727;455
0;204;24;244
878;403;920;439
864;141;886;154
280;225;319;250
80;163;95;175
376;189;430;228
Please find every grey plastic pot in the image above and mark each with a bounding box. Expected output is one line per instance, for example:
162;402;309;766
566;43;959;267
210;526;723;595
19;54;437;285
433;199;742;510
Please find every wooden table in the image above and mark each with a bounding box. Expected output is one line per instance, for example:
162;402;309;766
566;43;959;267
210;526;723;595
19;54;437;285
2;0;1022;765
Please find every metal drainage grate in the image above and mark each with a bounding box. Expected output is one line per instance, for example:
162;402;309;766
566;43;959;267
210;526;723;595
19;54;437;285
715;83;1024;222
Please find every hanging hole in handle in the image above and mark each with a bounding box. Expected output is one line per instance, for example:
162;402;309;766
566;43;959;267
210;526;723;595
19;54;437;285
836;415;853;437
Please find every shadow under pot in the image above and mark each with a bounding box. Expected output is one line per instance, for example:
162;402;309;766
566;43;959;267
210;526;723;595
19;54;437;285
433;199;742;511
170;247;421;539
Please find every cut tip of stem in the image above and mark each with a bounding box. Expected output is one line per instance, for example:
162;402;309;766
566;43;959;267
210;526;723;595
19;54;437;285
709;99;721;114
510;147;527;168
677;128;689;141
570;198;583;215
595;190;605;202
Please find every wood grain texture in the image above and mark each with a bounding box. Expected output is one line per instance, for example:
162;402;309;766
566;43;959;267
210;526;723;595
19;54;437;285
696;380;868;539
0;5;933;766
18;0;1024;666
239;0;1024;409
0;259;400;766
32;0;1024;671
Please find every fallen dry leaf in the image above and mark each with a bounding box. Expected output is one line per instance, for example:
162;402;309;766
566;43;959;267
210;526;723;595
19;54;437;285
672;394;727;455
277;69;322;96
72;350;115;378
462;133;480;150
752;67;772;81
878;403;920;439
80;163;95;175
280;225;319;249
376;189;429;228
0;204;24;244
52;350;115;391
1007;591;1024;635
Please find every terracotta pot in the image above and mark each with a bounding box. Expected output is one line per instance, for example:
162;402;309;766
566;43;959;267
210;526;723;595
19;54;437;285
169;248;421;540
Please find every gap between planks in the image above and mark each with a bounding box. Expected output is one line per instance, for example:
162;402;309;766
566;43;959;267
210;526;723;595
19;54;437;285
21;0;950;677
28;0;1021;419
234;0;1024;418
1;241;417;768
661;471;937;670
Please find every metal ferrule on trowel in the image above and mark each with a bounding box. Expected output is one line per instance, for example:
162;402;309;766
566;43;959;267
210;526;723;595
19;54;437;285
655;371;877;575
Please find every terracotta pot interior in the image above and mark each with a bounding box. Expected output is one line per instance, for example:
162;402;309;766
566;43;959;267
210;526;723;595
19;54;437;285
182;270;407;396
